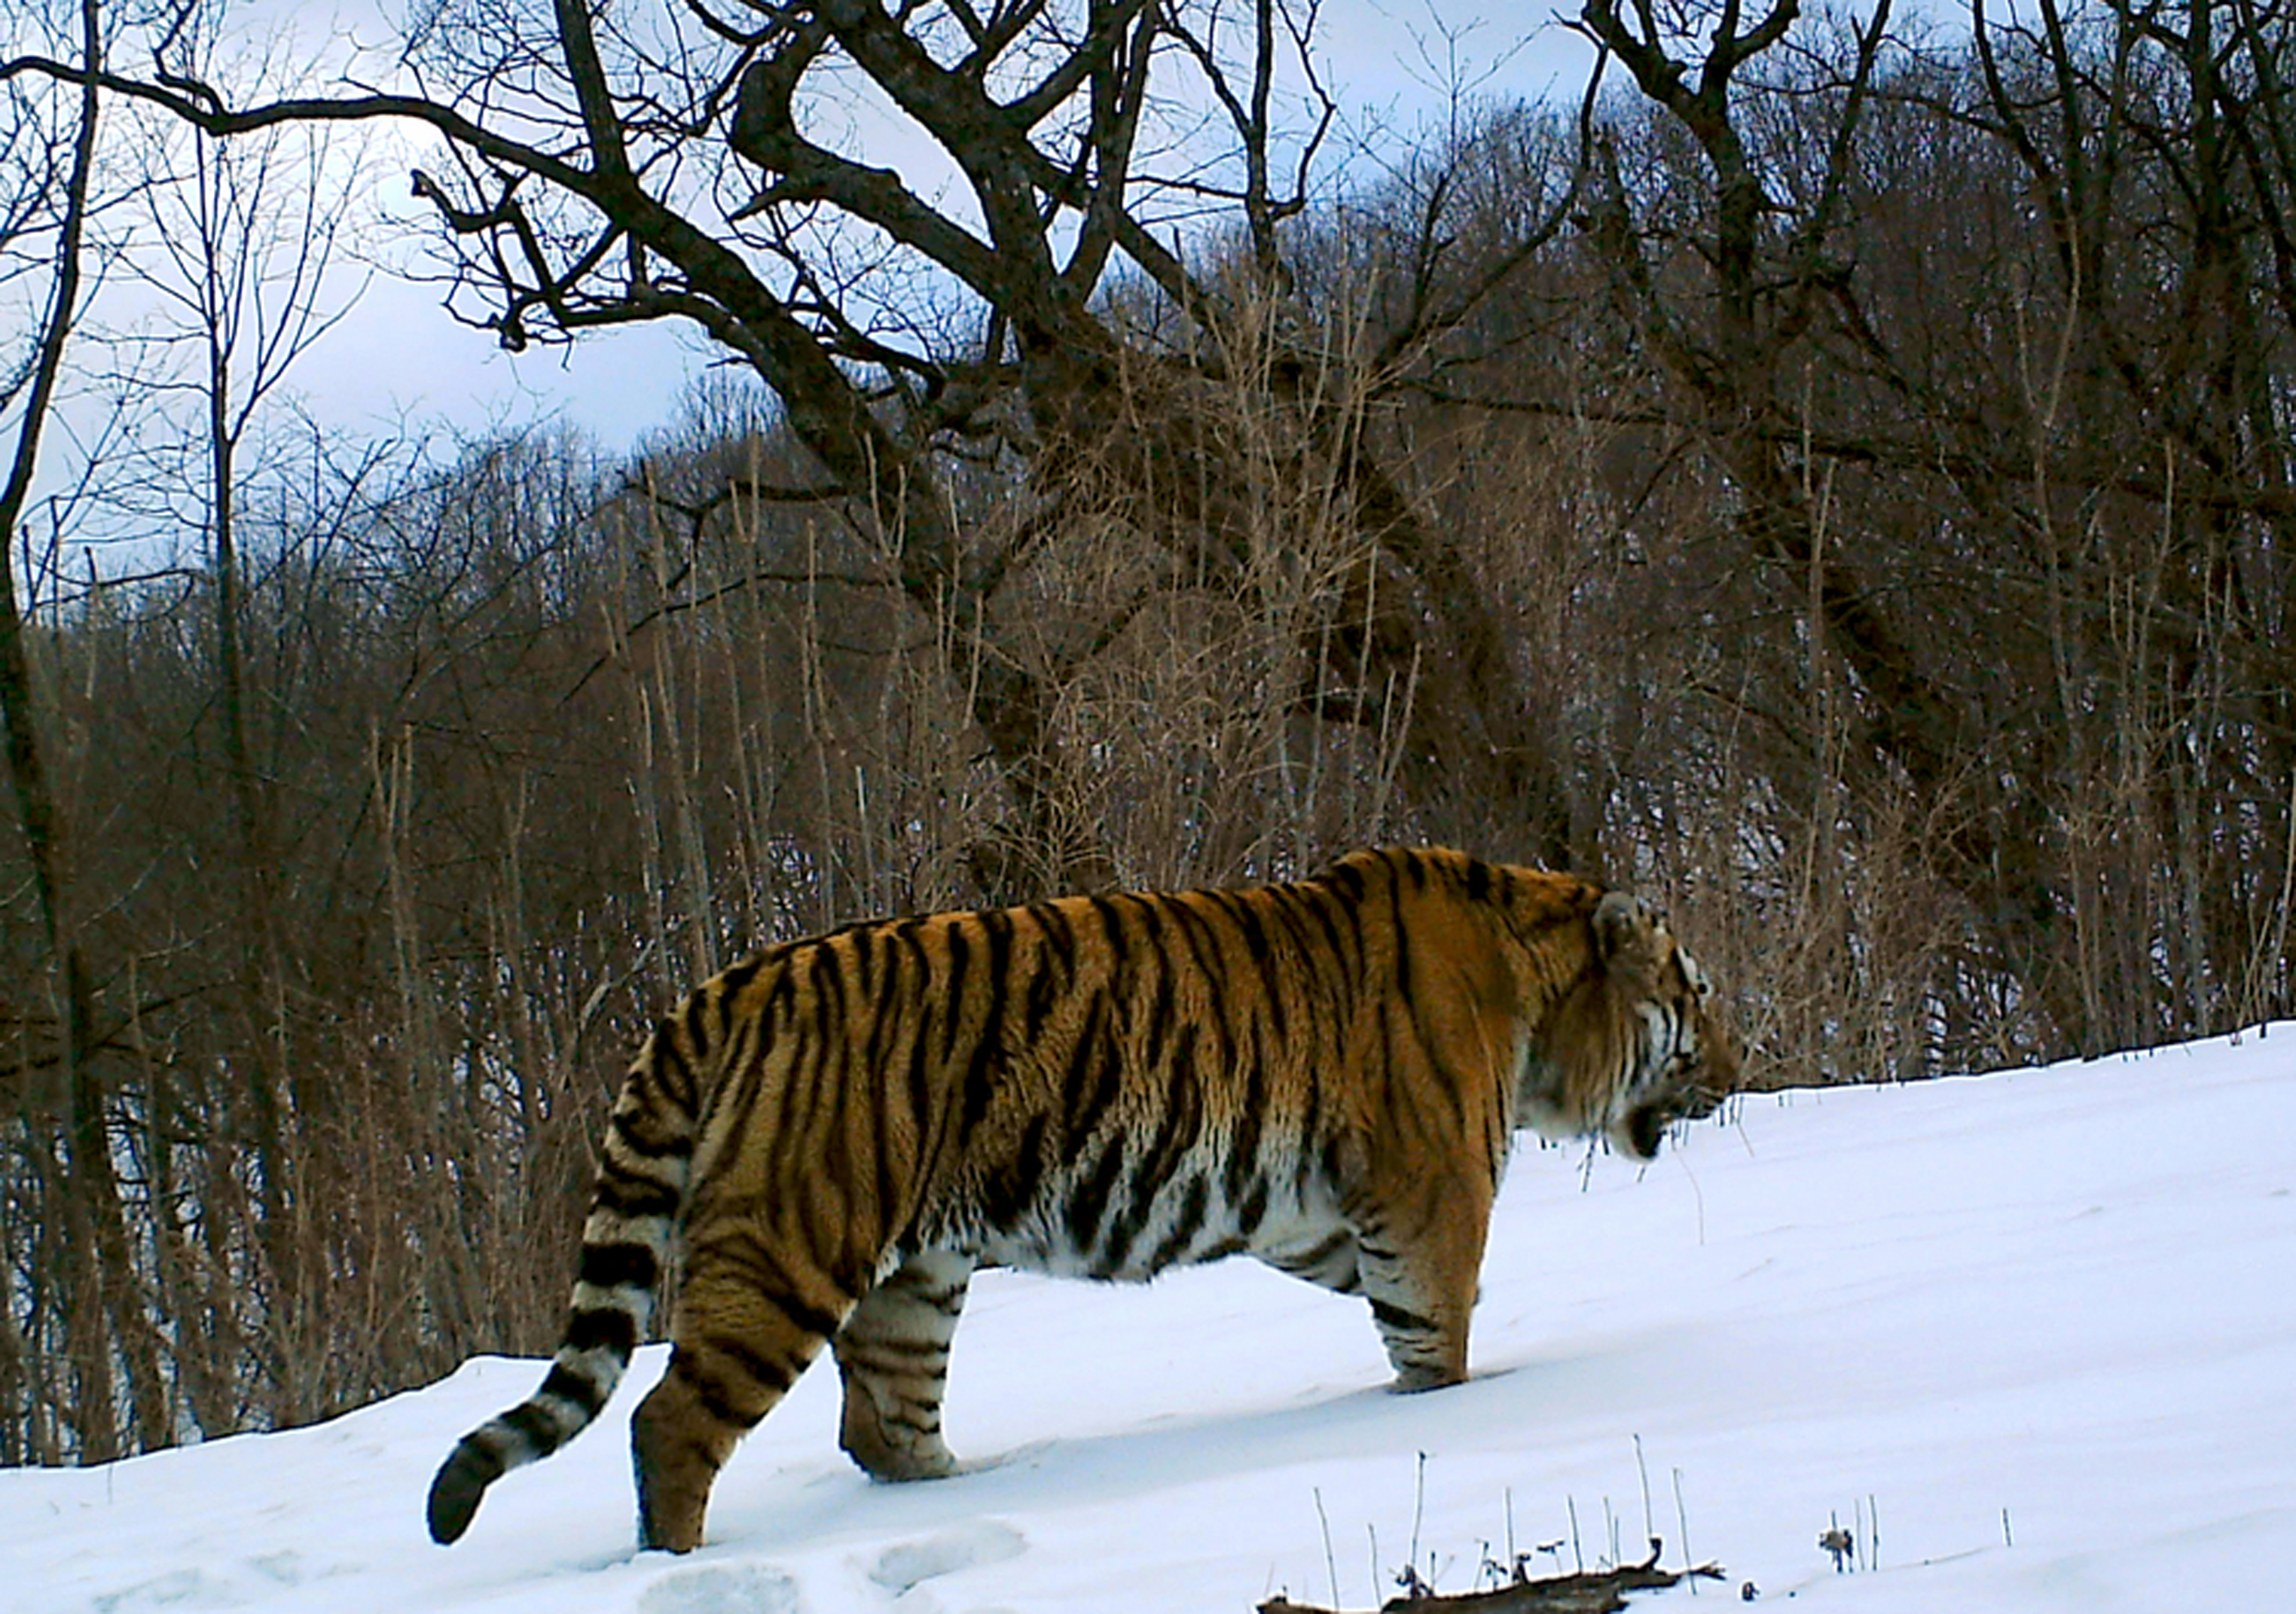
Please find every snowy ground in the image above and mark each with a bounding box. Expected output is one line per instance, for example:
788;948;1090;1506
8;1027;2294;1613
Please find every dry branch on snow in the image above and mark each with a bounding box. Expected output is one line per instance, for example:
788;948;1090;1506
1261;1537;1726;1614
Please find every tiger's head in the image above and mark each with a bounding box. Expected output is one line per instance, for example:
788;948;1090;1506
1519;889;1740;1162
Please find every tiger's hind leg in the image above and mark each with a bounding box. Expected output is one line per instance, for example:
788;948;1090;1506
833;1248;975;1481
631;1260;856;1552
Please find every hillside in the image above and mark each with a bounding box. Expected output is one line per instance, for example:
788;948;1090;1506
8;1027;2292;1613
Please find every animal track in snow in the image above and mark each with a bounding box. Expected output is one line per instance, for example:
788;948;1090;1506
637;1563;803;1614
866;1521;1027;1596
90;1552;360;1612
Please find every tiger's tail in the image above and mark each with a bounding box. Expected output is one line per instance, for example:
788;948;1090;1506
426;1005;707;1545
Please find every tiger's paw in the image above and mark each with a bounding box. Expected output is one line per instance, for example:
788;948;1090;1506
1386;1363;1468;1393
853;1446;961;1483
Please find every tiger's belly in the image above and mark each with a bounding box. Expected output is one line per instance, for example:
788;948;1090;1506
963;1146;1356;1289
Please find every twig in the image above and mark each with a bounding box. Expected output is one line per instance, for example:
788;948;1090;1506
1671;1471;1693;1596
1261;1538;1724;1614
1317;1487;1340;1610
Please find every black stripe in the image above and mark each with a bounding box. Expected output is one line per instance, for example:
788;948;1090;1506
1333;891;1371;1004
676;1353;769;1432
868;1065;902;1259
565;1305;639;1359
1021;920;1063;1045
709;968;781;1146
593;1169;681;1220
1464;856;1492;905
765;957;835;1182
679;986;713;1069
852;939;904;1241
1164;897;1229;1040
1289;881;1357;1004
579;1240;661;1291
911;1278;968;1314
648;1025;699;1116
982;905;1015;1006
1106;1027;1201;1271
1132;899;1173;1072
1391;886;1416;1000
1226;1045;1265;1207
1095;1190;1147;1277
1035;899;1077;966
1219;889;1287;1044
939;920;972;1066
609;1106;692;1162
1293;1067;1324;1198
499;1399;564;1457
1143;1172;1210;1274
957;1002;1001;1150
840;1337;950;1371
814;937;849;1054
896;921;936;1139
665;1036;703;1118
706;1332;798;1398
1066;1132;1128;1253
770;1286;844;1344
1056;990;1110;1129
1088;895;1129;972
1413;999;1469;1130
719;993;770;1118
982;1111;1048;1232
539;1360;609;1418
1372;1000;1417;1145
1236;1171;1271;1235
1369;1297;1438;1335
450;1431;508;1481
708;979;766;1127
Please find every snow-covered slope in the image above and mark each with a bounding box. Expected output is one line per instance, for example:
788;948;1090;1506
9;1027;2294;1613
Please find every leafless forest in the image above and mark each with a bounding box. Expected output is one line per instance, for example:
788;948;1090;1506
2;0;2288;1463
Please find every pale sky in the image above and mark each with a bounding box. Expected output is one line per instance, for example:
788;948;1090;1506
7;0;1595;524
276;0;1596;454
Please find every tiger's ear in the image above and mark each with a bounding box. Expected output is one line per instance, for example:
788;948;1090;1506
1592;891;1666;985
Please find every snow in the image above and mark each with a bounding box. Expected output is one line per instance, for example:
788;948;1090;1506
9;1027;2294;1613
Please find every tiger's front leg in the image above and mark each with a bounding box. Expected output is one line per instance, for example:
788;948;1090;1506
834;1248;976;1481
1349;1175;1493;1393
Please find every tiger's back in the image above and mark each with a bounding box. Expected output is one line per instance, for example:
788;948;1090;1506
428;847;1737;1553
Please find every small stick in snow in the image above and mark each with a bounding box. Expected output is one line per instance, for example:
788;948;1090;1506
1259;1536;1724;1614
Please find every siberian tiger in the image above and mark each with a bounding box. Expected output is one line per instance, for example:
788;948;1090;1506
426;847;1738;1553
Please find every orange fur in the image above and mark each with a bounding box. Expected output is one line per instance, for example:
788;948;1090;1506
427;847;1738;1552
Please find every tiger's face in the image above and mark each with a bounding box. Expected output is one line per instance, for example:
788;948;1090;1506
1610;934;1739;1161
1518;889;1741;1163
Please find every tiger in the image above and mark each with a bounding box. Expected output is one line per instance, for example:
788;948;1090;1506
426;846;1738;1554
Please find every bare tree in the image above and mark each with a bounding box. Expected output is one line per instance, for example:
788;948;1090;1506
105;6;369;1429
5;0;1610;887
0;0;163;1462
1550;0;2294;1057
